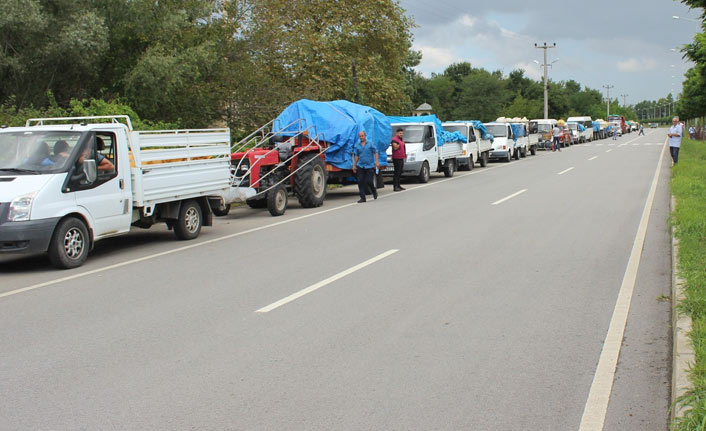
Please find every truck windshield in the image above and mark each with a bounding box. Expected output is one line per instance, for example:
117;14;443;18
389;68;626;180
567;123;578;130
484;125;507;137
398;125;426;143
536;124;553;133
0;131;83;174
442;125;467;139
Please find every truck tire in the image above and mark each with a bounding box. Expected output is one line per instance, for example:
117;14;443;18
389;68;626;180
530;145;537;156
295;154;327;208
513;148;520;160
48;217;90;269
520;147;527;158
505;152;511;163
267;184;288;217
174;199;202;240
467;155;474;171
443;159;455;177
418;161;430;183
480;152;488;167
459;156;471;171
212;203;231;217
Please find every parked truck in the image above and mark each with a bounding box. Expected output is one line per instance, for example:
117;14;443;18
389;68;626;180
441;120;493;169
384;115;466;182
566;116;594;143
530;119;558;150
484;122;515;162
0;115;232;268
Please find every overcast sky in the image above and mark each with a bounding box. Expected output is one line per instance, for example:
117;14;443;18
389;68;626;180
398;0;701;105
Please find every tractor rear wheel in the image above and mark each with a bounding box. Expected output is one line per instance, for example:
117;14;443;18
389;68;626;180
295;154;327;208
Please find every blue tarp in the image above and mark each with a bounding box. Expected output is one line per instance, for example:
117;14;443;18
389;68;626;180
509;123;525;141
567;122;586;132
446;120;494;142
592;121;604;132
387;115;467;146
273;99;391;169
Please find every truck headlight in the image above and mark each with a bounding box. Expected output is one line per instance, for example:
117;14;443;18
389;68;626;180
8;192;37;222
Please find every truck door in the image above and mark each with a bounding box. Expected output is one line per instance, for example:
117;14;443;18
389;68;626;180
71;130;132;237
421;125;438;172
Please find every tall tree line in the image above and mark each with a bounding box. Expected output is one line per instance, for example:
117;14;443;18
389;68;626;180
676;0;706;120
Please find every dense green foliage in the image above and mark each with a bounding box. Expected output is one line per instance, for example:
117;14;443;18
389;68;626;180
0;0;668;134
671;140;706;431
676;1;706;120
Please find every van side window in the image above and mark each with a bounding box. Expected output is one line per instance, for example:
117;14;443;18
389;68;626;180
423;126;435;151
68;132;118;191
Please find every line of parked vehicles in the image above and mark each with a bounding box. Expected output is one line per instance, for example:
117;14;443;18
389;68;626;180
0;103;640;268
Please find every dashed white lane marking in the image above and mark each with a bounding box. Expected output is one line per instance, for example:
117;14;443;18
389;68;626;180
606;149;613;153
558;167;575;175
589;156;598;161
255;249;399;313
632;143;640;146
578;141;667;431
596;143;603;146
492;189;527;205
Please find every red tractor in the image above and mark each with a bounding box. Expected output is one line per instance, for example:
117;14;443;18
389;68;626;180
220;120;328;217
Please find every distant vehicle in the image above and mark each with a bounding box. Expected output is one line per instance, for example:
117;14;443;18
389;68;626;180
442;121;493;169
531;119;558;150
650;123;658;128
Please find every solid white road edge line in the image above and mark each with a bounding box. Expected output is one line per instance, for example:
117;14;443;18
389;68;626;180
558;167;575;175
255;249;399;313
578;141;667;431
589;156;598;161
492;189;527;205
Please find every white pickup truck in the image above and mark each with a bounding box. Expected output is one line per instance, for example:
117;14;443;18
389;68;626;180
385;120;464;182
441;121;493;169
0;115;232;268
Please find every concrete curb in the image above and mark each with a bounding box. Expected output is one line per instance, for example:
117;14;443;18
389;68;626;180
671;194;695;423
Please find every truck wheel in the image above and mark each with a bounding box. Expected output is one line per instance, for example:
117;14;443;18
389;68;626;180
48;217;90;269
467;155;474;171
505;152;511;163
295;154;327;208
267;184;288;217
174;200;202;240
530;146;537;156
212;203;231;217
443;159;455;177
513;149;520;160
418;161;430;183
520;147;527;158
480;152;488;167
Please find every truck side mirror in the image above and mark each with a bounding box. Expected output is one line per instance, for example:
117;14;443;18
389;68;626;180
83;159;97;183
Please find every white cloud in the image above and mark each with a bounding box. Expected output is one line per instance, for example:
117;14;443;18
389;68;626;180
460;15;476;28
617;58;658;72
414;45;462;76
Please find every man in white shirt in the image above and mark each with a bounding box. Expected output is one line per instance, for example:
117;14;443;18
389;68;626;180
552;124;562;152
668;116;683;165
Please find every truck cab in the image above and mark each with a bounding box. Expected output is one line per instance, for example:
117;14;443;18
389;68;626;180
386;122;439;182
484;122;514;162
530;119;557;150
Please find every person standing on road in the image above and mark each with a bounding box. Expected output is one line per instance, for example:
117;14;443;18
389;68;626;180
668;116;683;165
638;124;645;136
391;128;406;191
612;125;618;140
352;130;379;203
552;124;562;152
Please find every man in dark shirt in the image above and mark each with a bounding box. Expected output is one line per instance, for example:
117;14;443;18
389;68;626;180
391;128;406;191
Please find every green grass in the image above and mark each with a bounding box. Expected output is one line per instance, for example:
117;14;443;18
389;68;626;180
671;139;706;430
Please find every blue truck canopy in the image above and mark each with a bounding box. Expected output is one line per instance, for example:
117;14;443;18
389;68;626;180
273;99;391;170
446;120;494;142
387;115;467;146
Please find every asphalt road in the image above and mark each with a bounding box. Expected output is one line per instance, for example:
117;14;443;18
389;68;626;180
0;129;672;430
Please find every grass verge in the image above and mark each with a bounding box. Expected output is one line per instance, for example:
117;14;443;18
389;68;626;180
671;139;706;430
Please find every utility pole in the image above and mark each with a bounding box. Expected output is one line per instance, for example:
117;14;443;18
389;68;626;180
535;42;556;119
603;85;614;117
620;94;628;107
